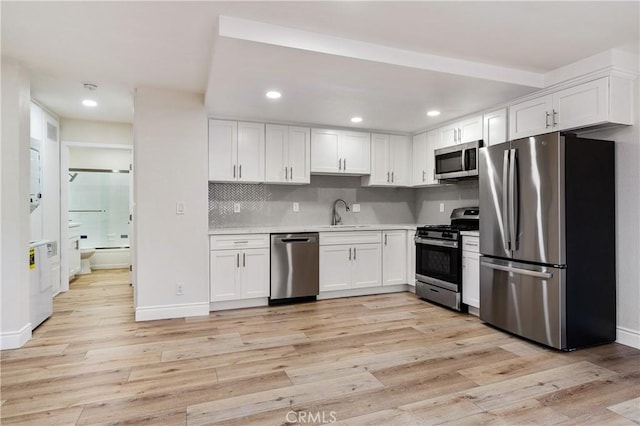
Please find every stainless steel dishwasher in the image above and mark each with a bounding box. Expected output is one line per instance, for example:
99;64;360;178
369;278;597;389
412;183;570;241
270;233;319;303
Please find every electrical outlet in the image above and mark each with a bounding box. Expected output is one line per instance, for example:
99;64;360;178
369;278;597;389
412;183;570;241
439;202;445;213
176;282;184;295
293;202;299;212
233;203;241;213
352;203;361;212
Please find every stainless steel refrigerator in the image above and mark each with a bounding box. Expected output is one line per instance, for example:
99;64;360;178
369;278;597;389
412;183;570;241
479;132;616;350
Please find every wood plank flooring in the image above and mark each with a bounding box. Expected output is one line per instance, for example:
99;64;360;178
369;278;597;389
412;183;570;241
1;269;639;425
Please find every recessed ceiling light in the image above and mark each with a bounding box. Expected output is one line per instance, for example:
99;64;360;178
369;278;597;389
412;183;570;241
82;99;98;107
427;110;441;117
266;91;281;99
350;117;363;123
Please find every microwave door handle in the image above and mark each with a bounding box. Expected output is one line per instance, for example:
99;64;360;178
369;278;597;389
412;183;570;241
460;148;466;171
502;149;511;253
509;148;519;251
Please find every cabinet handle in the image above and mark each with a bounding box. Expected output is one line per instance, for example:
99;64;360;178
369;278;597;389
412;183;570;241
387;171;390;183
384;234;388;246
75;240;79;250
545;111;551;128
239;165;242;179
349;248;352;261
243;253;246;267
290;167;293;179
343;158;346;171
285;167;288;180
338;158;342;170
422;170;426;182
391;171;394;183
233;165;236;178
552;109;558;126
237;253;239;268
354;247;357;260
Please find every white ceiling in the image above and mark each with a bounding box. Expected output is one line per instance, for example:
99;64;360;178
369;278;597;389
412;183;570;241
2;1;638;132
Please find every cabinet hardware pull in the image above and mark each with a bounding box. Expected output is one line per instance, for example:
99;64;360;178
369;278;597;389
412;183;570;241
384;234;388;245
391;171;394;183
349;248;352;261
290;167;293;179
233;165;236;178
338;158;342;170
236;253;239;268
387;171;390;182
545;111;551;128
239;165;242;179
422;170;426;182
552;109;558;126
343;158;346;170
233;241;248;244
285;167;288;180
243;253;246;267
354;247;357;260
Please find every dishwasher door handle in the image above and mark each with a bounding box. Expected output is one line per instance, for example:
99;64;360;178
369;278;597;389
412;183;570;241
279;238;312;243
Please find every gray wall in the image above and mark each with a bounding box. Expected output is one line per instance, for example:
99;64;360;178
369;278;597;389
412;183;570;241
414;180;479;225
209;175;417;228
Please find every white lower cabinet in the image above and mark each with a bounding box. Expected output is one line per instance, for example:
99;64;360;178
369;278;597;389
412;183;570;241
382;230;407;286
319;231;381;292
462;235;480;309
209;234;269;302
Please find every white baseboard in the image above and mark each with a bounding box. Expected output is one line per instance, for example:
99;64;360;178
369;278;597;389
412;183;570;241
616;326;640;349
92;264;129;270
135;302;210;322
318;284;410;300
0;323;32;350
210;298;269;311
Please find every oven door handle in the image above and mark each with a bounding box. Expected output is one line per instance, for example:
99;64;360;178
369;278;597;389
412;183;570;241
414;237;458;248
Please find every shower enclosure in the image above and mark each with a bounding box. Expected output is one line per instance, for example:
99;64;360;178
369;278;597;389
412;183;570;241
68;169;130;249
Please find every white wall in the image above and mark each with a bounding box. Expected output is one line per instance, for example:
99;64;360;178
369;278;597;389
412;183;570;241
60;118;133;145
1;57;32;349
578;78;640;348
133;87;209;321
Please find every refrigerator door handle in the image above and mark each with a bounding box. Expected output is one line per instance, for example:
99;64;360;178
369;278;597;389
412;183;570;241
482;260;554;279
502;149;511;252
509;148;519;251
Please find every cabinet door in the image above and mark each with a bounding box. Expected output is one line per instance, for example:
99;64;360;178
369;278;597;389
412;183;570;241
509;95;553;140
351;244;381;288
319;245;352;291
287;126;311;184
240;248;270;299
390;135;410;186
342;131;371;174
483;108;508;146
382;231;407;286
458;115;483;143
368;133;391;185
462;251;480;308
265;124;287;183
311;128;341;173
208;120;238;182
553;77;608;131
439;123;458;147
210;250;240;302
237;122;265;183
424;130;439;185
412;132;428;186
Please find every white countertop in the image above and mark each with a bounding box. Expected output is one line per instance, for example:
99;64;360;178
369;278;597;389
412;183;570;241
209;224;418;235
460;230;480;237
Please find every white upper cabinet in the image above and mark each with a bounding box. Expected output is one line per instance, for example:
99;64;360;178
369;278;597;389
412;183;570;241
265;124;310;184
509;76;633;140
483;108;508;146
208;119;265;183
438;115;483;147
412;130;439;186
311;128;370;175
362;133;410;187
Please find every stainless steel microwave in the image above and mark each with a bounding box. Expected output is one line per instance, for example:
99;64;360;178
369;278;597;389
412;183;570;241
434;140;483;180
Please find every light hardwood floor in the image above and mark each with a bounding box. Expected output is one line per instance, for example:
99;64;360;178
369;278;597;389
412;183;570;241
1;269;639;425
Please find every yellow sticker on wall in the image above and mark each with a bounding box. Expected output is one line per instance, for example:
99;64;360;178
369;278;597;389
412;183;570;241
29;248;35;270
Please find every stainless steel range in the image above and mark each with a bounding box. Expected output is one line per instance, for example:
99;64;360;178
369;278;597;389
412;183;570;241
415;207;479;311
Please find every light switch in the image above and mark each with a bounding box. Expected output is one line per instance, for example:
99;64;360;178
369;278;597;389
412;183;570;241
176;201;185;215
233;203;241;213
352;204;361;212
293;202;299;212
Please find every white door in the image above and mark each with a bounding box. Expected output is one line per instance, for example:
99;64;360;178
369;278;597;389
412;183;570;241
351;244;381;288
208;120;237;181
319;245;351;291
265;124;287;183
341;131;370;174
458;115;483;143
237;122;265;183
382;231;407;286
287;126;311;184
412;132;428;186
390;135;410;186
483;108;508;146
210;250;240;302
241;248;270;298
438;123;458;146
553;77;608;131
509;95;553;140
311;128;341;173
369;133;391;185
462;251;480;308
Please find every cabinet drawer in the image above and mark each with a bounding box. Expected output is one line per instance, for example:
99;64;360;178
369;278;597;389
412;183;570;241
210;234;269;250
320;231;381;246
462;236;480;253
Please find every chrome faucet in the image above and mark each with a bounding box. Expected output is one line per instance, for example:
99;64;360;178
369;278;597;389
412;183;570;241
331;199;350;225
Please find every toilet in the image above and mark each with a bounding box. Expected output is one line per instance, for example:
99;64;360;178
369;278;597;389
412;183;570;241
79;247;95;274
